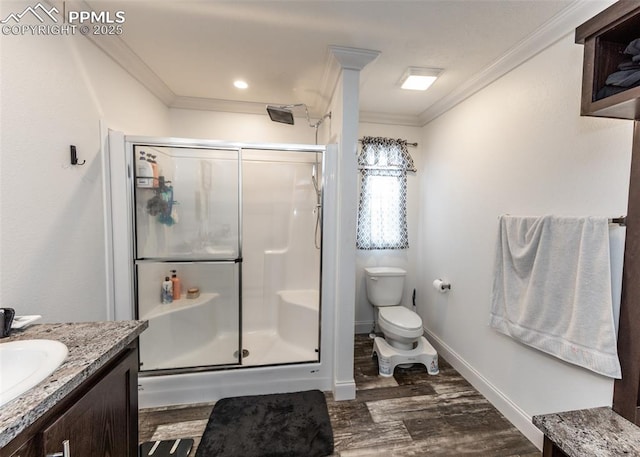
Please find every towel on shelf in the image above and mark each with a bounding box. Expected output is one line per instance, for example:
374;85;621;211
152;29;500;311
489;215;621;378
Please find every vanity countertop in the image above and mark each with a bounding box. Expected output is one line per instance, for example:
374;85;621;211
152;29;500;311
0;320;147;448
533;406;640;456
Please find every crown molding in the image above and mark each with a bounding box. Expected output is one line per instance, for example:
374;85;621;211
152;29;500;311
65;0;176;106
418;0;617;126
74;1;614;128
85;32;176;106
359;110;422;127
170;97;422;128
170;96;267;115
314;47;343;116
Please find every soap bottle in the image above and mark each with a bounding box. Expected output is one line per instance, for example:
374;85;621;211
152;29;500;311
171;270;181;300
161;276;173;304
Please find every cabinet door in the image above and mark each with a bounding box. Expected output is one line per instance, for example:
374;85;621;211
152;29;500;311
41;347;138;457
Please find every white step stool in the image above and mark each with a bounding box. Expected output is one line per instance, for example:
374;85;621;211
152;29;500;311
372;336;439;377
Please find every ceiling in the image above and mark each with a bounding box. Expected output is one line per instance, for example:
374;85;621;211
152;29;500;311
84;0;612;126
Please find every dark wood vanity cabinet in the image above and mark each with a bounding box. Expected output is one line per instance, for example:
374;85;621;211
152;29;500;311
7;438;38;457
542;437;569;457
576;1;640;119
3;343;139;457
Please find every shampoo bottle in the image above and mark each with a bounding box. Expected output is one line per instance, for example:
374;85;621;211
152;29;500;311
149;155;159;188
161;276;173;304
171;270;181;300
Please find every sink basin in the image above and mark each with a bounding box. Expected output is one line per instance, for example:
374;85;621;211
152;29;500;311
0;339;68;406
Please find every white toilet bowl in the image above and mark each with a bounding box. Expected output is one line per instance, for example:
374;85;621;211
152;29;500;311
378;306;423;349
364;266;439;376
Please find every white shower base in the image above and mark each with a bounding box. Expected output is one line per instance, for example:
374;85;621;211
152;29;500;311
241;329;317;366
141;289;319;371
150;329;316;370
240;288;319;366
138;287;326;408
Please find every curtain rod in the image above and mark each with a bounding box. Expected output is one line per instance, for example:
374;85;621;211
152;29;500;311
358;139;418;147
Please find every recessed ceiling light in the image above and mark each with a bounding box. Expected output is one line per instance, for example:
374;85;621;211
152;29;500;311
234;80;248;89
399;67;442;91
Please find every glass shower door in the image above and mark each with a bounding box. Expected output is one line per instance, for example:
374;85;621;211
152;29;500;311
136;261;240;370
133;145;239;260
241;149;322;366
132;144;241;372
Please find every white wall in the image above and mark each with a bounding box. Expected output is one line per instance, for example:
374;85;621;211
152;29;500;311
418;32;632;446
169;108;321;144
355;123;423;333
0;8;170;322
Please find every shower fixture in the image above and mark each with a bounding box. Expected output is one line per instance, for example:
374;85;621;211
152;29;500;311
266;103;331;130
266;103;329;250
266;105;296;125
311;164;320;198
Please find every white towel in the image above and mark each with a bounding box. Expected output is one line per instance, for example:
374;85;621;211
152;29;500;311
489;215;621;378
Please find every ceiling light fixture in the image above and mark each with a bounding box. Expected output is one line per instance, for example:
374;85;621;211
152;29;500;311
399;67;442;91
233;80;248;89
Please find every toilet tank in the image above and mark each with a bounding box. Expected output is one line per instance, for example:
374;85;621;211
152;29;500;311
364;267;406;306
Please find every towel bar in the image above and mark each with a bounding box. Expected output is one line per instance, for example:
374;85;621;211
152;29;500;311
609;216;627;226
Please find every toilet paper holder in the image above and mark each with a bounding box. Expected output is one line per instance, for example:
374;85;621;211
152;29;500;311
433;279;451;293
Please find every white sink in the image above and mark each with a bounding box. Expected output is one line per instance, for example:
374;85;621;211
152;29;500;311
0;339;68;406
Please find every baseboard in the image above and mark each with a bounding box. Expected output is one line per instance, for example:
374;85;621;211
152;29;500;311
333;379;356;400
355;320;374;335
424;328;543;450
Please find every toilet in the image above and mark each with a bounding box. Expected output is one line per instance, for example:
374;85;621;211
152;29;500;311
364;267;439;377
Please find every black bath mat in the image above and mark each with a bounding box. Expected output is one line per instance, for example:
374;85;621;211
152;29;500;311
140;438;194;457
195;390;334;457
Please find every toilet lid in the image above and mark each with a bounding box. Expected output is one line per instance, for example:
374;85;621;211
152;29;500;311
379;307;422;331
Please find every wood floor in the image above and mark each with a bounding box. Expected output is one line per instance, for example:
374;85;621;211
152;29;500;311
139;334;540;456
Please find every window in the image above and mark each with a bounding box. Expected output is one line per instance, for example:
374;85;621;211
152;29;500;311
356;137;415;250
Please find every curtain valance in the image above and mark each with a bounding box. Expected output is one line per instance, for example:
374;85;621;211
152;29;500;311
358;137;416;172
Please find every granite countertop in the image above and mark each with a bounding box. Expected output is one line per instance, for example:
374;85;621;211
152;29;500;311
0;320;147;448
533;406;640;456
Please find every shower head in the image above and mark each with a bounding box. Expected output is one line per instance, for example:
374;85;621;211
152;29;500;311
266;105;295;125
266;104;332;135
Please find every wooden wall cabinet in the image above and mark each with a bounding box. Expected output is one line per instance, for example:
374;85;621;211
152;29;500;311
2;343;139;457
576;1;640;119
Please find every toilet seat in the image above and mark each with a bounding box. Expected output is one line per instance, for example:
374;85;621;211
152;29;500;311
378;306;423;339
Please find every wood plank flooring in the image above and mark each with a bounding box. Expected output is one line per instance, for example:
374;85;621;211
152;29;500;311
139;334;540;456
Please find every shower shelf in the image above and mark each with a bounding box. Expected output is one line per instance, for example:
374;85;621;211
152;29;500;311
141;292;219;320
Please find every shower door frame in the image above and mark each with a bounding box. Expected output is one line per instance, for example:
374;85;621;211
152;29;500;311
118;135;326;376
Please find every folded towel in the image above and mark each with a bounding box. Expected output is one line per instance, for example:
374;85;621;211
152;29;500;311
617;61;640;71
605;69;640;88
625;38;640;56
489;215;621;378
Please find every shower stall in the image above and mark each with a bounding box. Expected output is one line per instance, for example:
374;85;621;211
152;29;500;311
120;138;324;379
